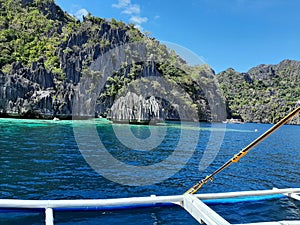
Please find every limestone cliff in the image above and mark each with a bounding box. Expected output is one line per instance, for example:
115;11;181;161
0;0;223;122
1;0;298;124
217;60;300;124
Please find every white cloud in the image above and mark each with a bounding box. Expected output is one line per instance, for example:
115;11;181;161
112;0;131;9
129;16;148;24
122;4;140;15
154;15;160;20
133;24;142;30
75;8;88;20
112;0;148;31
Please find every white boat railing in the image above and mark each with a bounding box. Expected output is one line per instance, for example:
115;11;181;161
0;188;299;225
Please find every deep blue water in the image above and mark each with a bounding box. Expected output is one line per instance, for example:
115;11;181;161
0;118;299;224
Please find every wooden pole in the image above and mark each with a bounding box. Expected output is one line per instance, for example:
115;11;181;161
185;106;300;194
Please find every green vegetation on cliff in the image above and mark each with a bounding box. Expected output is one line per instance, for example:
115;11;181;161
0;0;218;121
0;0;67;73
0;0;299;123
217;60;300;124
0;0;144;75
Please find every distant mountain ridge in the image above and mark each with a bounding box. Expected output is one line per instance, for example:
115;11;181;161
0;0;299;124
217;59;300;124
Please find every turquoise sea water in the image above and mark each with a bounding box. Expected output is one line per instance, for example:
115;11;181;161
0;118;299;224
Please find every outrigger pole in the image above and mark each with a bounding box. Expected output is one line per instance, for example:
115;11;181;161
185;106;300;195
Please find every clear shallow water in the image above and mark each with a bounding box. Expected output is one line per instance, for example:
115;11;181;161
0;118;299;224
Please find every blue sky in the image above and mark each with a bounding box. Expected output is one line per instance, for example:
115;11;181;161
55;0;300;73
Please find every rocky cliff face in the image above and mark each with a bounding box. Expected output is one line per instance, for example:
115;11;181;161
0;59;75;118
0;0;299;124
217;60;300;124
0;0;219;122
110;92;162;123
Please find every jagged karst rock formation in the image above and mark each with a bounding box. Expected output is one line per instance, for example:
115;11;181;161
0;59;75;118
110;92;161;123
217;59;300;124
0;0;299;124
0;0;220;122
